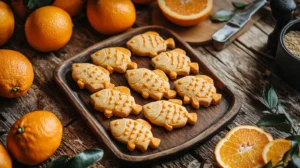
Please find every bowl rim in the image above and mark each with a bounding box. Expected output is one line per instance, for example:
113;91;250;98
280;18;300;62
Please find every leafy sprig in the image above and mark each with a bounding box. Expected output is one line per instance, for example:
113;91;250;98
46;148;104;168
258;85;300;168
210;1;248;22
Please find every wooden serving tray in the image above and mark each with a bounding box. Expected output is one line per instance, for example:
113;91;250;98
54;26;241;162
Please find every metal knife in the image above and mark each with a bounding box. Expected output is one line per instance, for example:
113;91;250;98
212;0;267;51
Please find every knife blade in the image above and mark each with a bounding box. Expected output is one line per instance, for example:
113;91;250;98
212;0;267;51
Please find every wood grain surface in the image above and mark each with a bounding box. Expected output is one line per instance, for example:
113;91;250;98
54;26;241;162
1;3;300;168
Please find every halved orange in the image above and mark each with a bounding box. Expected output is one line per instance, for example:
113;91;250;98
157;0;213;27
215;126;273;168
262;139;291;166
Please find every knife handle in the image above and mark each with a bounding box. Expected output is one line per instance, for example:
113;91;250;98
267;0;296;55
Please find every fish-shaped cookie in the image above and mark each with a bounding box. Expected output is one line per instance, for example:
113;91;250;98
126;31;175;57
125;68;176;100
90;86;142;118
143;99;197;131
72;63;114;93
91;47;137;73
151;48;199;79
109;118;161;152
174;75;222;109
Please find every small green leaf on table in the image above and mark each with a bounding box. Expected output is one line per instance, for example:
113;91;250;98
46;148;104;168
66;149;104;168
46;155;69;168
210;9;235;22
232;2;248;9
263;85;278;110
287;135;300;142
256;114;292;133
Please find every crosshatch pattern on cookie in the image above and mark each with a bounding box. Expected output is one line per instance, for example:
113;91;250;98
72;63;114;93
126;31;175;57
91;47;137;73
110;119;161;152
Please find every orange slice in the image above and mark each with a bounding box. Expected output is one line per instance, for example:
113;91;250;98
157;0;213;27
262;139;291;166
215;126;273;168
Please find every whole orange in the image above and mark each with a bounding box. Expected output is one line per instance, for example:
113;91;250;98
7;111;63;166
0;50;34;98
132;0;156;5
87;0;136;35
0;145;12;168
0;1;15;46
53;0;86;17
25;6;73;52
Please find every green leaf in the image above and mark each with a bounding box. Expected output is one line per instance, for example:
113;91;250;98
274;123;292;133
282;148;293;164
65;149;104;168
210;9;235;22
278;104;295;126
232;2;248;9
26;0;53;10
263;85;278;109
287;135;300;142
256;114;287;126
263;161;273;168
46;155;69;168
292;142;300;168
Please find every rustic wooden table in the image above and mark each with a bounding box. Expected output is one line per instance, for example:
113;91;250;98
0;4;298;168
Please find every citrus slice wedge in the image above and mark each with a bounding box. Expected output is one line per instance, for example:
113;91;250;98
262;139;291;166
157;0;213;26
215;125;273;168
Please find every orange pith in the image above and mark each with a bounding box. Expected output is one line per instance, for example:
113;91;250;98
164;0;208;16
263;139;291;166
215;126;273;168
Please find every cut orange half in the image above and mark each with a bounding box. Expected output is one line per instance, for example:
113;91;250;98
262;139;291;166
215;126;273;168
157;0;213;27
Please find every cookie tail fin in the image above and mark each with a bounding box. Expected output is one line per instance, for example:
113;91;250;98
189;63;199;74
104;109;113;118
131;104;142;115
183;95;191;104
165;90;176;99
164;123;173;131
127;142;136;151
127;62;137;70
169;71;177;79
187;113;197;125
166;38;175;49
103;82;115;89
168;99;183;105
212;93;222;105
191;98;200;109
77;80;85;89
150;137;161;149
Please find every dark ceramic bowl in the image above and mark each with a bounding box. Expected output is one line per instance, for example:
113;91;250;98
275;19;300;90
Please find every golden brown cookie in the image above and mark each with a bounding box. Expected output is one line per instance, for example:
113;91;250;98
91;47;137;73
90;86;142;118
174;75;222;109
126;31;175;57
143;100;197;131
109;118;161;152
125;68;176;100
72;63;114;93
151;48;199;79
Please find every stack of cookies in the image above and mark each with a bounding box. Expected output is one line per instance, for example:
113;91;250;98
71;31;222;152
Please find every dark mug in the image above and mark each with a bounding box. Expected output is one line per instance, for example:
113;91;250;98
275;19;300;91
